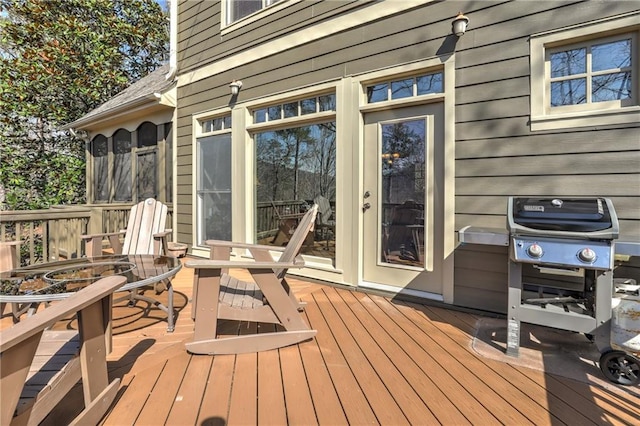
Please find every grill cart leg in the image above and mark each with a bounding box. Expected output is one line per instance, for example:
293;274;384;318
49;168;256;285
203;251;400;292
506;260;522;357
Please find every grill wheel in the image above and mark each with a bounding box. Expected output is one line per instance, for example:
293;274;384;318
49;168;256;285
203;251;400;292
599;350;640;386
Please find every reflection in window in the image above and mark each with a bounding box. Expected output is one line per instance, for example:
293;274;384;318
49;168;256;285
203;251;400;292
549;37;632;107
254;94;336;123
255;122;336;259
92;135;109;202
113;129;132;201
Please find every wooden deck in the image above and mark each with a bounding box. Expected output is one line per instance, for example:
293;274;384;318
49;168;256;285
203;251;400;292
3;257;639;425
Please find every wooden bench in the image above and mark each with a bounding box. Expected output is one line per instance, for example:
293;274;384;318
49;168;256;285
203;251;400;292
0;275;125;425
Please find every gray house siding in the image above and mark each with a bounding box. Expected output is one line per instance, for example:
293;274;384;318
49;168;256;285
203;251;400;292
174;0;640;312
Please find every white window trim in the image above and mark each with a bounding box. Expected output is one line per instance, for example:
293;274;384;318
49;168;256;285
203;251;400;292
530;11;640;131
221;0;298;34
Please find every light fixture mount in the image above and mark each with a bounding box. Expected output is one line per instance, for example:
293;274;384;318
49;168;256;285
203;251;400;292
229;80;243;95
452;12;469;37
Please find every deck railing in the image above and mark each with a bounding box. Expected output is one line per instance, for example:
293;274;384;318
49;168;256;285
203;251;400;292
0;204;173;266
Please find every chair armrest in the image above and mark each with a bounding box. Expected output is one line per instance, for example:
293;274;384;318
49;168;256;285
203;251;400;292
81;231;126;241
153;229;172;238
186;257;305;270
0;276;126;352
204;240;286;253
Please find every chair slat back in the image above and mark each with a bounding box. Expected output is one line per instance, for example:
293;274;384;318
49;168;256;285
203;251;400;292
0;242;20;272
122;199;168;255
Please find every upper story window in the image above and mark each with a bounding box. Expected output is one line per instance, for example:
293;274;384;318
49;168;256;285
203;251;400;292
529;12;639;131
548;36;632;109
253;94;336;123
226;0;283;24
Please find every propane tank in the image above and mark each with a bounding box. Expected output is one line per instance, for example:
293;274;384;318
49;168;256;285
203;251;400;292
611;294;640;353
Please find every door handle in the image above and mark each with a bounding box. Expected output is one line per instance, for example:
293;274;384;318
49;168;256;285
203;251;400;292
362;202;371;212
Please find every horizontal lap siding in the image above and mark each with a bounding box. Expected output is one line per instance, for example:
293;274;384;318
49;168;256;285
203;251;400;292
452;0;640;311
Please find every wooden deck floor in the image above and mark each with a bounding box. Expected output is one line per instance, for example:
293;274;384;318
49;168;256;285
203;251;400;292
5;257;639;425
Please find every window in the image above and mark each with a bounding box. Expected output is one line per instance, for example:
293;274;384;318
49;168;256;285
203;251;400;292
113;129;132;201
366;72;443;103
530;13;640;130
226;0;282;25
253;94;336;260
137;122;158;200
549;36;632;108
89;121;171;203
92;135;109;202
196;115;232;245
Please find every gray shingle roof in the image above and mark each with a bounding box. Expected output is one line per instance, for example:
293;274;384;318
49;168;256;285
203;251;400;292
69;64;174;126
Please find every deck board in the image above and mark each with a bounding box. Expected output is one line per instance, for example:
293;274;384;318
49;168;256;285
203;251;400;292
4;257;639;425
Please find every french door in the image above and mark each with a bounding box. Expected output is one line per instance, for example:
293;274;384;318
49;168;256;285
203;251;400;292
362;103;444;296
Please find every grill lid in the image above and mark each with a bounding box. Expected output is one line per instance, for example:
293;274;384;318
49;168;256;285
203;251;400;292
507;197;619;239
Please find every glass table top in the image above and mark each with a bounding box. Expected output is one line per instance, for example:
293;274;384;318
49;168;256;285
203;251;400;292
0;254;182;302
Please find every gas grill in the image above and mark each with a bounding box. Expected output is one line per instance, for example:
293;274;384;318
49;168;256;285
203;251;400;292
506;197;619;357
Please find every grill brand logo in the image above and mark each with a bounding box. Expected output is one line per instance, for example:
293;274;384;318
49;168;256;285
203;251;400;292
523;205;544;212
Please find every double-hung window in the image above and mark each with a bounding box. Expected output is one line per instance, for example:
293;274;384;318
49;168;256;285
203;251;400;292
530;13;639;131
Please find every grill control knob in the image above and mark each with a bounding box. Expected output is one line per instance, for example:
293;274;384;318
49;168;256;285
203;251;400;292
527;244;543;258
578;248;596;263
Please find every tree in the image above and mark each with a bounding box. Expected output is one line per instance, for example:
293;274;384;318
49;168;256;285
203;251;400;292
0;0;168;210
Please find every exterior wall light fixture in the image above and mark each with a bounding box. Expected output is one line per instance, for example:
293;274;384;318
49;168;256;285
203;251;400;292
452;12;469;37
229;80;243;95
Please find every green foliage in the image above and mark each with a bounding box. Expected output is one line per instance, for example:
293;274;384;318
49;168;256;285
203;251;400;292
0;0;168;210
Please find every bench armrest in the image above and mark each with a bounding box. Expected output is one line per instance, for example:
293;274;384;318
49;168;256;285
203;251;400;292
204;239;286;253
186;256;305;271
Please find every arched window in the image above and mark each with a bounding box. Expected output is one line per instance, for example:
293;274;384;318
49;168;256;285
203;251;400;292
136;122;158;199
113;129;132;201
91;135;109;202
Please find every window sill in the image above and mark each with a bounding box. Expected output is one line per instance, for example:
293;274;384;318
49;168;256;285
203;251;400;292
531;106;640;132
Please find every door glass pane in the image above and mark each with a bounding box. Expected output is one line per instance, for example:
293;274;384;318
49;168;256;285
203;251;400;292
197;134;232;244
380;120;425;267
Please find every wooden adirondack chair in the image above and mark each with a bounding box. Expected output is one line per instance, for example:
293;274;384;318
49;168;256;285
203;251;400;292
0;275;125;426
0;241;30;322
185;204;318;355
81;198;176;331
82;198;171;257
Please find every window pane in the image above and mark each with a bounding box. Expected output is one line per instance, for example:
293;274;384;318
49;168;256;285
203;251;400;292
551;78;586;106
223;115;232;129
319;94;336;111
113;129;132;201
592;39;631;71
164;123;173;202
137;151;157;199
417;73;443;95
592;72;632;102
300;98;316;114
268;105;282;121
255;122;336;259
254;108;267;123
284;101;298;118
198;134;232;191
200;192;232;242
380;120;426;267
138;122;157;147
391;78;413;99
551;48;586;77
229;0;261;22
92;135;108;202
367;83;388;103
198;134;232;244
